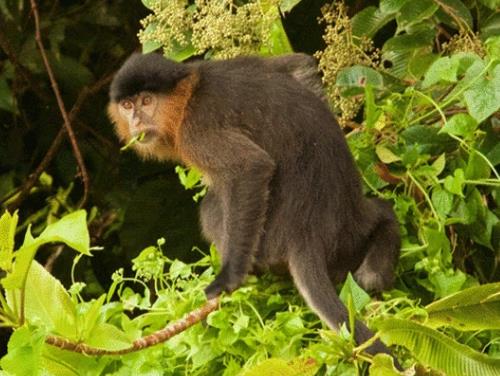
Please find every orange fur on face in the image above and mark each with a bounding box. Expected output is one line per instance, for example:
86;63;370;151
107;72;199;162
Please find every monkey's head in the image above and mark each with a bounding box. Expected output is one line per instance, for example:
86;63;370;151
107;53;195;161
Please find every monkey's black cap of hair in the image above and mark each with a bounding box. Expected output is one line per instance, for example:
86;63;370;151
109;53;190;102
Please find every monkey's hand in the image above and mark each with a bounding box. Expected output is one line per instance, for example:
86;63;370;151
204;268;243;299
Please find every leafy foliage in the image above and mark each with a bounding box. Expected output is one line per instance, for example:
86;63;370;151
0;0;499;375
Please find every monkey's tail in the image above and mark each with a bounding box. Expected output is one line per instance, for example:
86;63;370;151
288;252;396;359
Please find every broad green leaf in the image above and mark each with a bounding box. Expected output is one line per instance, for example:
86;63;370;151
2;210;90;290
85;322;131;351
265;18;293;55
336;66;384;88
377;318;500;376
7;261;78;338
80;294;106;341
0;326;45;375
482;14;500;41
422;56;460;87
486;143;500;166
364;84;382;129
463;64;500;122
429;269;467;298
478;0;500;10
339;273;371;312
431;153;446;176
375;145;401;164
431;186;453;218
435;0;472;30
485;36;500;60
444;168;465;197
383;30;435;51
38;210;90;255
279;0;302;13
140;23;162;54
352;6;394;38
396;0;439;29
369;353;401;375
426;282;500;330
380;0;410;14
241;357;318;376
465;151;491;180
0;78;15;113
0;211;18;271
439;113;478;138
141;0;156;10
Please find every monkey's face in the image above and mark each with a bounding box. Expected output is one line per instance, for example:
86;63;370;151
118;92;159;142
108;92;179;161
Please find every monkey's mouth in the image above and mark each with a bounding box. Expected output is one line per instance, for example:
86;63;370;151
132;129;157;144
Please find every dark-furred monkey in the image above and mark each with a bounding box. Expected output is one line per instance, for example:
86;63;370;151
107;53;401;357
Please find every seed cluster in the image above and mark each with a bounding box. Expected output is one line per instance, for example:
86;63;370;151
315;3;380;126
139;0;277;59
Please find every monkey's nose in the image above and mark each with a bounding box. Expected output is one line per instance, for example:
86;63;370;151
130;116;141;129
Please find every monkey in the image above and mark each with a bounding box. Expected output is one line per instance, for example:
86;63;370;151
107;52;401;359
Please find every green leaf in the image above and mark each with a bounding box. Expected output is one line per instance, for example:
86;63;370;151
241;358;318;376
339;273;371;312
140;23;162;54
85;322;131;351
396;0;439;29
2;210;90;290
383;30;435;51
463;64;500;122
380;0;410;15
0;211;18;271
21;261;77;338
265;18;293;55
336;66;384;88
431;153;446;176
38;210;90;255
465;151;491;180
375;145;401;164
0;326;45;375
432;186;454;218
80;294;106;341
444;168;465;197
0;78;15;113
478;0;500;10
279;0;302;13
439;113;478;138
435;0;473;30
485;36;500;60
377;318;500;376
369;353;401;375
352;6;394;39
422;56;460;87
426;282;500;330
481;14;500;41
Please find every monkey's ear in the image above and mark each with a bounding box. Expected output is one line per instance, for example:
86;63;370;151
109;53;191;102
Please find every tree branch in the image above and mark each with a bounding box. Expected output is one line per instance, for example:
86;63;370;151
29;0;89;208
45;298;220;355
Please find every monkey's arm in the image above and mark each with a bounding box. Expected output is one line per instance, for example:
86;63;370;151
181;127;275;299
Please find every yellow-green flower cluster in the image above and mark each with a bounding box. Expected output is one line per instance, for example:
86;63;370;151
315;3;380;126
139;0;277;59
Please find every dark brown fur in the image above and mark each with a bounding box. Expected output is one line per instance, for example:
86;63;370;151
108;53;401;358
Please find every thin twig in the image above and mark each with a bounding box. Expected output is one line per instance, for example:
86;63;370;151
5;74;113;211
45;298;220;355
29;0;89;208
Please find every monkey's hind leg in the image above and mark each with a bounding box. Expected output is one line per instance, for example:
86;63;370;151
354;199;400;292
288;250;392;356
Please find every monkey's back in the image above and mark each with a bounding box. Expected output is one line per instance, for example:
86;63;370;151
186;58;375;272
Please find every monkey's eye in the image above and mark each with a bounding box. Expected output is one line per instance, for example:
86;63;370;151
142;95;152;106
121;100;133;110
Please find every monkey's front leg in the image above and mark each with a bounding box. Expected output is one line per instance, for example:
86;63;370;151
204;161;274;298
